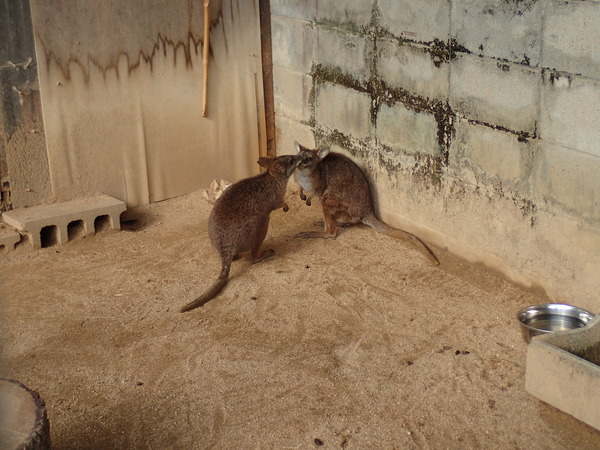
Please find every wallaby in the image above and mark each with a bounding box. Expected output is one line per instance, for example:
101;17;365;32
181;154;300;312
293;141;439;265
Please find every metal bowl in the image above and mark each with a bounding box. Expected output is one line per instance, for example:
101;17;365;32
517;303;594;343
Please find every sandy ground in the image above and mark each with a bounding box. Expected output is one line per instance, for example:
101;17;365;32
1;186;599;449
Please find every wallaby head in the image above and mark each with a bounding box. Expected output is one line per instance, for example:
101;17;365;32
294;141;330;173
258;154;300;178
292;141;331;206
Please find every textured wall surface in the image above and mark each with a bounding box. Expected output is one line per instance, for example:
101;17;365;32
29;0;265;206
0;0;51;209
271;0;600;312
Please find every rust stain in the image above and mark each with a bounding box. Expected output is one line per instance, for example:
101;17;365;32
36;6;228;83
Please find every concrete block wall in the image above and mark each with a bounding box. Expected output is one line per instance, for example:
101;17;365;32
270;0;600;313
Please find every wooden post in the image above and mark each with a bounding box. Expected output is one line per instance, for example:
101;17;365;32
259;0;276;156
202;0;210;117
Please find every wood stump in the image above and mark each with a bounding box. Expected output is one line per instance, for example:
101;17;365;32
0;379;51;449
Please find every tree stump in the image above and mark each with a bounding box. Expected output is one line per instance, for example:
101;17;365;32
0;378;51;449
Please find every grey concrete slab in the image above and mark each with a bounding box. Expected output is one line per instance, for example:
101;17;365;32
315;82;372;139
532;142;600;221
2;195;126;249
275;116;316;153
542;1;600;80
315;0;373;30
271;16;315;73
273;67;313;123
315;26;372;84
539;75;600;158
451;120;534;187
449;54;539;134
378;0;450;43
378;38;449;102
526;315;600;431
376;103;439;156
271;0;316;21
452;0;542;66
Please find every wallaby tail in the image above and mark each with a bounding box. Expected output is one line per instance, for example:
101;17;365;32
363;215;440;266
180;265;230;312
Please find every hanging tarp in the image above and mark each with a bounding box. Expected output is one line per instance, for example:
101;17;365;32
30;0;266;206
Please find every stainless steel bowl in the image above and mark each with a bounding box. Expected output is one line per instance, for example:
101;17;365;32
517;303;594;343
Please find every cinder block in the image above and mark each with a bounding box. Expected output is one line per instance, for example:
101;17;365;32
378;38;449;102
533;142;600;221
315;0;373;29
378;0;450;42
449;54;539;134
539;75;600;158
315;26;371;83
271;17;315;73
0;229;21;254
376;102;439;156
315;82;372;139
526;315;600;431
273;67;313;123
275;115;316;154
271;0;316;21
451;120;533;185
2;195;127;249
542;1;600;80
451;0;542;65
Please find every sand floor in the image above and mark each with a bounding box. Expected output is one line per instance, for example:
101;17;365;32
1;187;599;449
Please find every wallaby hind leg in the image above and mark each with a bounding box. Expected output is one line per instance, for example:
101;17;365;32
251;217;275;263
322;211;337;237
295;209;337;239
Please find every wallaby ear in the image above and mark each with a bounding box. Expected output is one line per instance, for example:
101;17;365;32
257;157;272;168
294;141;302;154
317;146;330;160
269;160;283;174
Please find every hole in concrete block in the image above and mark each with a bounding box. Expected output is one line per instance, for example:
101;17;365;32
40;225;59;248
94;215;112;233
67;220;85;241
15;234;29;249
0;244;6;254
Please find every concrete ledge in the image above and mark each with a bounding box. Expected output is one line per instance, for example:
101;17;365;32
525;315;600;431
2;195;126;249
0;229;21;254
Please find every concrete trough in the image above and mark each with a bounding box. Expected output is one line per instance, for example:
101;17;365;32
525;314;600;431
2;195;126;249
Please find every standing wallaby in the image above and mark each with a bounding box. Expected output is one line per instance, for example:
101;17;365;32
293;141;439;265
181;154;300;312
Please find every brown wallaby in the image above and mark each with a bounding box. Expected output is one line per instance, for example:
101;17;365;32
293;141;440;265
180;154;300;312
